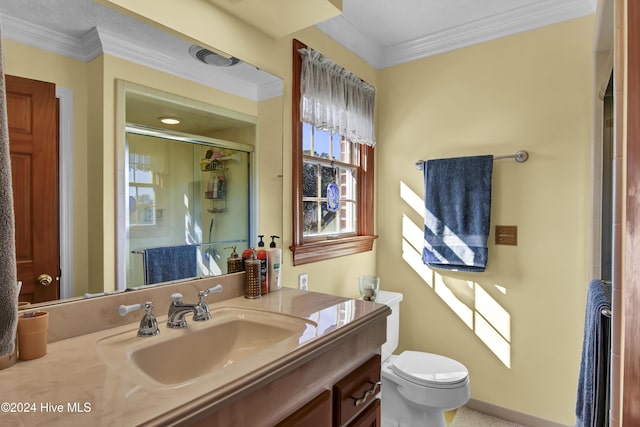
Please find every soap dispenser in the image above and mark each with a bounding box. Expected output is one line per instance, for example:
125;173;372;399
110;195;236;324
244;250;261;299
225;246;243;273
268;236;282;292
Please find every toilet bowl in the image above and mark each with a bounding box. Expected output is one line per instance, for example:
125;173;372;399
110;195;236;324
377;290;470;427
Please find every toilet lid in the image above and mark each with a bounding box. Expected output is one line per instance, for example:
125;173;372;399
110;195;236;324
391;351;468;387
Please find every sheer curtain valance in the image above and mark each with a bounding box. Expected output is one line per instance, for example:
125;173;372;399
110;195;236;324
299;47;376;147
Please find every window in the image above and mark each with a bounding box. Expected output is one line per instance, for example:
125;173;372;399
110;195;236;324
291;39;377;265
128;153;156;226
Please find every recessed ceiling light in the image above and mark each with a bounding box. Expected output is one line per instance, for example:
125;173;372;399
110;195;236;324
159;116;182;125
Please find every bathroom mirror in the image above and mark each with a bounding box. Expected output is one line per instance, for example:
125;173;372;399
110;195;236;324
1;0;284;303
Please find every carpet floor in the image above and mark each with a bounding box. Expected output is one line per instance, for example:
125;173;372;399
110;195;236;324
450;407;528;427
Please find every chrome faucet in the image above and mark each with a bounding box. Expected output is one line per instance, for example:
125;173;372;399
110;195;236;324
167;285;223;328
119;301;159;337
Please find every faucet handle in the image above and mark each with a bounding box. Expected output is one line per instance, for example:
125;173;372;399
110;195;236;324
198;285;223;300
119;302;146;316
118;302;159;337
194;285;224;322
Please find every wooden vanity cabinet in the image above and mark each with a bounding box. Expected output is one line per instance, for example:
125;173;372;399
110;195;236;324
276;355;382;427
184;309;388;427
333;355;381;426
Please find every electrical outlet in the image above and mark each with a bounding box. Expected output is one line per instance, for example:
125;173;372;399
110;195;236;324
298;273;309;290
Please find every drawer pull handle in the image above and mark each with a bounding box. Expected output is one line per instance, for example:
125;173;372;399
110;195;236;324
352;381;381;406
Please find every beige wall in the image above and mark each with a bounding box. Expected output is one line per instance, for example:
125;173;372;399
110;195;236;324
376;16;594;424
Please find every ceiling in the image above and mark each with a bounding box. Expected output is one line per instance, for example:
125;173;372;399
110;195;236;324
316;0;597;69
0;0;597;77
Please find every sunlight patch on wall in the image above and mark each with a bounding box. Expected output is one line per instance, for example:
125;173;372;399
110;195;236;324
475;285;510;341
434;273;473;328
399;180;512;368
495;285;507;294
402;214;424;252
475;311;511;368
402;214;434;287
400;180;425;218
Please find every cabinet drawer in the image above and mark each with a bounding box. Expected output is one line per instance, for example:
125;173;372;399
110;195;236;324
333;355;381;426
276;390;332;427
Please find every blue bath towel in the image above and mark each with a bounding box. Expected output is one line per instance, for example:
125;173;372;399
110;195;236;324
422;155;493;272
576;280;612;427
143;245;197;285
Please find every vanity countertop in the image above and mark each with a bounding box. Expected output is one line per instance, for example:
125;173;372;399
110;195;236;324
0;288;388;426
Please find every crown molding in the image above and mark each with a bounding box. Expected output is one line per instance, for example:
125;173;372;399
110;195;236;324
318;0;597;69
258;78;284;101
315;15;381;67
1;15;98;61
1;16;282;101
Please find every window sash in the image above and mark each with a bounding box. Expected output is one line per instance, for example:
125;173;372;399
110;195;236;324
302;156;357;237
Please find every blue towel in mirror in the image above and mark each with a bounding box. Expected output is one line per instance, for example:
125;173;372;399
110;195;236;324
422;155;493;272
143;245;197;285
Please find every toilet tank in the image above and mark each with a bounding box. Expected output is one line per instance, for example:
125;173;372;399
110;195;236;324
376;290;403;361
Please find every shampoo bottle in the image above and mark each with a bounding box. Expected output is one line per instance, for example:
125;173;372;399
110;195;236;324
268;236;282;292
256;235;269;295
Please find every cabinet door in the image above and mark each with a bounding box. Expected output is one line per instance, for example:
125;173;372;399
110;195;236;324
276;390;332;427
347;398;380;427
333;355;381;426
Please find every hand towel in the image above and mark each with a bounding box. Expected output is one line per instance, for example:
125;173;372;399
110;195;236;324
576;280;612;427
0;18;18;357
422;155;493;272
143;245;197;285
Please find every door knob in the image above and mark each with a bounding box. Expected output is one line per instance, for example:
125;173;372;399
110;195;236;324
37;274;53;287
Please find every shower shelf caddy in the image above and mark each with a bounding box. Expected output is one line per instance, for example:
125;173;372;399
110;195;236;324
201;157;228;213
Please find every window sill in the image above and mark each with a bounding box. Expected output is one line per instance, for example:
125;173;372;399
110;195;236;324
289;235;378;266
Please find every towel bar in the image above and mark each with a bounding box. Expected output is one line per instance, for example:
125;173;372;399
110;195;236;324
415;150;529;170
602;308;612;318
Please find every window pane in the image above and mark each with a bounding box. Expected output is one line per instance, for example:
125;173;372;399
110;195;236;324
136;169;153;184
303;201;318;234
130;186;156;226
302;122;313;154
320;201;338;233
332;132;343;161
303;162;318;197
320;165;336;197
314;128;331;159
339;167;357;200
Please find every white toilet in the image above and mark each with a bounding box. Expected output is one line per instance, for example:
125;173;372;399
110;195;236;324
377;290;470;427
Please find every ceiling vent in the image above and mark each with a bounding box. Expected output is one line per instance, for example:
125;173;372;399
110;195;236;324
189;45;240;67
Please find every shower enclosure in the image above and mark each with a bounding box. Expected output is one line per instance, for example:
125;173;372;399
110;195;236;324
124;125;253;288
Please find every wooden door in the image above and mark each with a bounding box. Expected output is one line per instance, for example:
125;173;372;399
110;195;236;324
7;75;59;303
623;0;640;424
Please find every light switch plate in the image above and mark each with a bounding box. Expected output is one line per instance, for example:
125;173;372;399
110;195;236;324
495;225;517;245
298;273;309;290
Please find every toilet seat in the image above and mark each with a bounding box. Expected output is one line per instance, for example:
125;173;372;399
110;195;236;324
390;351;468;389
